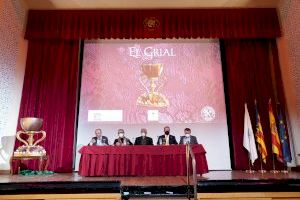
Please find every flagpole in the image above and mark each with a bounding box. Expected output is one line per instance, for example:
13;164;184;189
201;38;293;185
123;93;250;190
270;153;279;173
243;103;257;174
246;153;254;173
282;161;289;174
276;103;291;174
246;133;255;174
258;152;266;173
269;99;281;174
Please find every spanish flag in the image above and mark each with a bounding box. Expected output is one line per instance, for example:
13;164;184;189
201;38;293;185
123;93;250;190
268;99;283;162
255;100;268;163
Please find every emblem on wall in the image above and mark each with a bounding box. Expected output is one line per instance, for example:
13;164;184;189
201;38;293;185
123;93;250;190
143;17;160;31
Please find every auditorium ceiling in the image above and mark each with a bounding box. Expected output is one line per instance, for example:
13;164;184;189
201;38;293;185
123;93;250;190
23;0;280;9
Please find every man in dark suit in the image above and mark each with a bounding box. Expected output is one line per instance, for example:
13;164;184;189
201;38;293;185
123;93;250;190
157;126;178;145
134;128;153;145
113;129;133;146
179;128;198;145
89;128;109;146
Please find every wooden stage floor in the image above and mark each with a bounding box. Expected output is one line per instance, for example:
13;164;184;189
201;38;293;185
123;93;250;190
1;170;300;198
1;170;300;186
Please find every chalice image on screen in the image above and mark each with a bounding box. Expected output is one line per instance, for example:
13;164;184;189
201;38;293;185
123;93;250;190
137;63;169;107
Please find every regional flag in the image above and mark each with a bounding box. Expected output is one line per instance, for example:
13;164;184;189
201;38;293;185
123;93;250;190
255;100;268;163
268;99;283;162
243;103;258;164
277;105;292;163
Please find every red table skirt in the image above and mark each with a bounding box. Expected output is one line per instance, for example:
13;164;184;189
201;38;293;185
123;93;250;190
78;145;208;176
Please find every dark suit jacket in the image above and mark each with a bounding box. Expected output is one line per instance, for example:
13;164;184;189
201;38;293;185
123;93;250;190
113;137;133;145
179;135;198;145
134;136;153;145
157;135;178;145
89;136;109;146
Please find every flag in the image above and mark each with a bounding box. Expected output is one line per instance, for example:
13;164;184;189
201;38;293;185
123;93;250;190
277;105;292;163
243;103;258;164
268;99;283;162
254;100;268;163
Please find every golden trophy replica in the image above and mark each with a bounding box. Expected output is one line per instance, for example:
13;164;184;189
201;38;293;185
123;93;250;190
14;117;46;157
137;63;169;107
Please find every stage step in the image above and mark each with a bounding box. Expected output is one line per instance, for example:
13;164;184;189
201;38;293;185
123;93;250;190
121;185;193;199
123;196;191;200
126;198;189;200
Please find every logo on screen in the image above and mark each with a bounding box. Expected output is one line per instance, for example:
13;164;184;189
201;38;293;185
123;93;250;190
201;106;216;122
129;46;175;60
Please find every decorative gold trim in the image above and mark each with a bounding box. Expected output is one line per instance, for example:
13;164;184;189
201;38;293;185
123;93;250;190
143;17;160;31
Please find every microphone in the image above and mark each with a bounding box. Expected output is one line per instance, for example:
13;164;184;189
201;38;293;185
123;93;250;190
184;136;190;145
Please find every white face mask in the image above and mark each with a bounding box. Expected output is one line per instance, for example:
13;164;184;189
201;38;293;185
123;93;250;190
119;133;124;138
141;132;146;137
185;134;191;138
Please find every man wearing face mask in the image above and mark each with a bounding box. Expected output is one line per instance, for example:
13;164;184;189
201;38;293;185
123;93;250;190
157;126;178;145
113;129;133;146
179;128;198;145
134;128;153;145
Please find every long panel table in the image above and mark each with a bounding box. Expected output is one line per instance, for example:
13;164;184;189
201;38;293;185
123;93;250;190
78;144;208;176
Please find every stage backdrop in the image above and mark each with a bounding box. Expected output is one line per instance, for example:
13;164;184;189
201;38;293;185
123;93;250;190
19;9;285;172
75;39;231;170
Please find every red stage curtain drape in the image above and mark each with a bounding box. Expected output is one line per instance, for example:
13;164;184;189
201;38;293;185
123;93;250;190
25;9;280;40
221;39;287;170
16;40;79;172
17;9;285;172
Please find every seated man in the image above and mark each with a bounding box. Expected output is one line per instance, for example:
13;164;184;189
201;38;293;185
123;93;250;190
179;128;198;145
89;128;109;146
113;129;133;146
134;128;153;145
157;126;178;145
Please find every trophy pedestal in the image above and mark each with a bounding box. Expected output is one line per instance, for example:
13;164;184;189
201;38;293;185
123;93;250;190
10;154;49;174
12;117;48;173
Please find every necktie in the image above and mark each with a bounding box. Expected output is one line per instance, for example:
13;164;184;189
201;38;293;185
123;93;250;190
141;137;146;145
185;137;190;144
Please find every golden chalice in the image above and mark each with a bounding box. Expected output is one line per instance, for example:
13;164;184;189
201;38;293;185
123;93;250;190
14;117;46;157
137;63;169;107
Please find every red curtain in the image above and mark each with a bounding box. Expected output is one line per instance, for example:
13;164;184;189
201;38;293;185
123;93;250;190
221;39;286;170
25;9;280;40
17;9;285;172
16;40;79;172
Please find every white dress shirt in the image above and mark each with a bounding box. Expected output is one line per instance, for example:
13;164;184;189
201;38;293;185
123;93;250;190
165;135;169;145
96;137;103;146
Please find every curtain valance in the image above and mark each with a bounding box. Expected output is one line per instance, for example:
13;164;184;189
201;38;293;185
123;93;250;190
25;9;281;40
